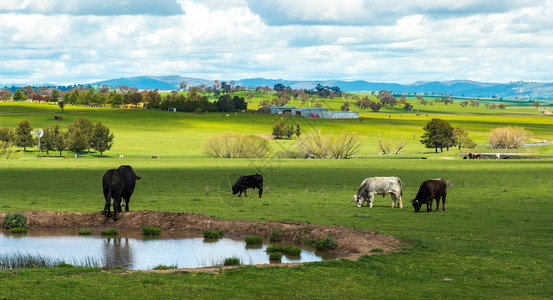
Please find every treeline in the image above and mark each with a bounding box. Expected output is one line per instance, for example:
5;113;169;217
0;118;114;157
144;89;247;112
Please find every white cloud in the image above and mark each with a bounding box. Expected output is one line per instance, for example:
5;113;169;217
1;0;553;85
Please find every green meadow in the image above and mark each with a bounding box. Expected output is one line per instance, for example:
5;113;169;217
1;100;553;298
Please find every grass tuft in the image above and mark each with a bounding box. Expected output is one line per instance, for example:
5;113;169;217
314;237;338;251
142;226;162;236
10;227;27;233
245;236;263;244
101;229;119;235
203;230;225;238
223;257;240;266
78;229;92;235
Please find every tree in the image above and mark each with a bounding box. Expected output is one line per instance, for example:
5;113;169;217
295;124;301;138
532;101;540;109
180;81;188;91
90;122;115;157
51;125;68;157
67;127;88;155
14;120;34;152
41;126;55;157
452;127;476;150
0;127;14;142
216;94;233;112
272;119;286;139
231;96;247;111
69;118;93;153
420;119;454;153
0;88;13;100
50;89;60;102
340;101;350;112
283;124;294;139
12;89;27;101
58;100;65;112
377;90;396;108
403;102;413;112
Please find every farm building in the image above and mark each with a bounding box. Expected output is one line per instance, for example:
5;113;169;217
258;106;358;119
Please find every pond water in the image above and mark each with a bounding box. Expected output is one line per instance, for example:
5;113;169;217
0;229;338;270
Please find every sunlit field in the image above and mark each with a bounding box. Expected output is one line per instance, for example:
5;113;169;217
1;100;553;298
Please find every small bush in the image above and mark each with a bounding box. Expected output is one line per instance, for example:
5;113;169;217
245;236;263;244
304;239;316;245
314;237;338;251
101;229;119;235
78;229;92;235
142;226;162;236
282;246;301;256
269;230;282;242
203;230;225;238
10;227;27;233
269;252;282;261
266;245;282;253
2;212;27;229
223;257;240;266
488;126;529;149
153;265;177;270
202;133;272;158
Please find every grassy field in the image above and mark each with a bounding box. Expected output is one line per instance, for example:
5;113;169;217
1;101;553;298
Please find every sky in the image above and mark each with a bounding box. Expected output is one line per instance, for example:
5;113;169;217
1;0;552;85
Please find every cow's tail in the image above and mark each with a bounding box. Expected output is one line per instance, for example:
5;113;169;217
398;177;403;197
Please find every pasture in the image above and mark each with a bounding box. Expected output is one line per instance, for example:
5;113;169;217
1;101;553;298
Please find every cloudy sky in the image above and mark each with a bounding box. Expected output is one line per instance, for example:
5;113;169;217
1;0;552;85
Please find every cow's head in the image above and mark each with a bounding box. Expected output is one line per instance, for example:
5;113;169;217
231;185;239;195
353;194;364;208
411;199;422;212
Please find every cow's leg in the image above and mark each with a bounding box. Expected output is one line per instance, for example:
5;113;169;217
258;184;263;198
397;192;403;209
244;189;247;197
124;197;130;212
426;199;433;212
441;195;446;211
368;193;375;208
113;196;122;221
435;197;440;211
103;197;111;217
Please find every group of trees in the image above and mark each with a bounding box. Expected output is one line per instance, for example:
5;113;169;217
272;119;301;139
420;119;476;153
144;89;247;112
0;118;114;157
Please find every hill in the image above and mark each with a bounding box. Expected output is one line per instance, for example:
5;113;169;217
89;76;553;99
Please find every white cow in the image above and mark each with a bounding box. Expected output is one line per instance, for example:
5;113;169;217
353;177;403;209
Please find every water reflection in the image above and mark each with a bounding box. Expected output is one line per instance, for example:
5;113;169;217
102;237;134;269
0;229;338;270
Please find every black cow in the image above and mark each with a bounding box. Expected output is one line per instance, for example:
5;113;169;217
411;178;447;213
102;165;141;221
232;174;263;198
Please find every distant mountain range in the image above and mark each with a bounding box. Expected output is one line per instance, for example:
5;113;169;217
4;75;553;99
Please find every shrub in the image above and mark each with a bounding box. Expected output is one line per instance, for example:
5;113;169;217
314;237;338;251
488;126;529;149
296;130;361;159
202;133;271;158
153;265;177;270
78;229;92;235
10;227;27;233
269;230;282;242
142;226;162;236
203;230;225;238
282;246;301;256
269;252;282;261
245;236;263;244
2;212;27;229
101;229;119;235
223;257;240;266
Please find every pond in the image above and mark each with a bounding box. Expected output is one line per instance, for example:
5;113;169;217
0;229;338;270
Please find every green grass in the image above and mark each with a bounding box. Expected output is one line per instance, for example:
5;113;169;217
142;226;162;236
1;101;553;298
202;230;225;239
100;229;118;235
245;236;263;244
78;229;92;235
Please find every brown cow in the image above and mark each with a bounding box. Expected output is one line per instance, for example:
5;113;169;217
411;178;447;212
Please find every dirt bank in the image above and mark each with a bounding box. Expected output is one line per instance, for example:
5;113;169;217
1;210;404;271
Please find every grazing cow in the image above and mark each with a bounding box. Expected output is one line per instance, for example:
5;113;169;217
353;177;403;208
102;165;141;221
232;174;263;198
411;178;447;213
